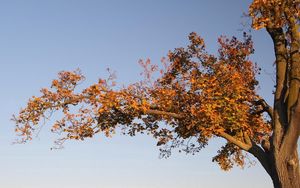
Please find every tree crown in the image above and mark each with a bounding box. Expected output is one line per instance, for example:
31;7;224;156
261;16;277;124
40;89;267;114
14;32;271;170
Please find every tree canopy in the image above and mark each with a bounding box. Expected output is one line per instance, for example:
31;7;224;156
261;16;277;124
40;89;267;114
14;32;269;170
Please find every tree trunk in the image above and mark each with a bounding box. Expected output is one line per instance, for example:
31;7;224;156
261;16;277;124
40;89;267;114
264;20;300;188
268;149;300;188
249;142;299;188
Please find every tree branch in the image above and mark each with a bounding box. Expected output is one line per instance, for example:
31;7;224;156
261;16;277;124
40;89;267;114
145;109;184;119
281;90;300;156
248;143;272;177
218;131;252;151
254;98;274;119
267;26;289;148
218;131;272;176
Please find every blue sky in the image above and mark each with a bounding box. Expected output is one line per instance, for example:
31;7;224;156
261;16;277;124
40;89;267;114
0;1;275;188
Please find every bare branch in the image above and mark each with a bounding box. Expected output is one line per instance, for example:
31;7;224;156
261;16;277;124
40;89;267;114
254;98;273;119
218;131;252;151
281;91;300;156
248;144;271;176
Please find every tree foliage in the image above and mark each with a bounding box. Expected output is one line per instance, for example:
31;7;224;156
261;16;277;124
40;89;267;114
14;32;270;170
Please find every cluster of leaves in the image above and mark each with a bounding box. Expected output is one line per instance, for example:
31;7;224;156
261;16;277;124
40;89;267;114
249;0;299;30
13;32;271;170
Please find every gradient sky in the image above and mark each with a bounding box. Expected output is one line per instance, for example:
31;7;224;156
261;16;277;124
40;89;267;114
0;1;275;188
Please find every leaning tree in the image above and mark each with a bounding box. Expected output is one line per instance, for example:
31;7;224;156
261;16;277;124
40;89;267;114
14;1;299;188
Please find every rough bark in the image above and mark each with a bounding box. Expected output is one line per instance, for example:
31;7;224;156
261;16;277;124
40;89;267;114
270;147;300;188
259;20;300;188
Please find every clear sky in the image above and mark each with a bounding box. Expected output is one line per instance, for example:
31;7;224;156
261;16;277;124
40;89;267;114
0;1;275;188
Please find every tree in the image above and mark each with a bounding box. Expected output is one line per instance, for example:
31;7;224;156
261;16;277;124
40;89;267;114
13;1;299;188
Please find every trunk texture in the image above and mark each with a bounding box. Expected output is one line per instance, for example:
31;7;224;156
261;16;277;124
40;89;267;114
249;139;299;188
269;150;300;188
263;16;300;188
